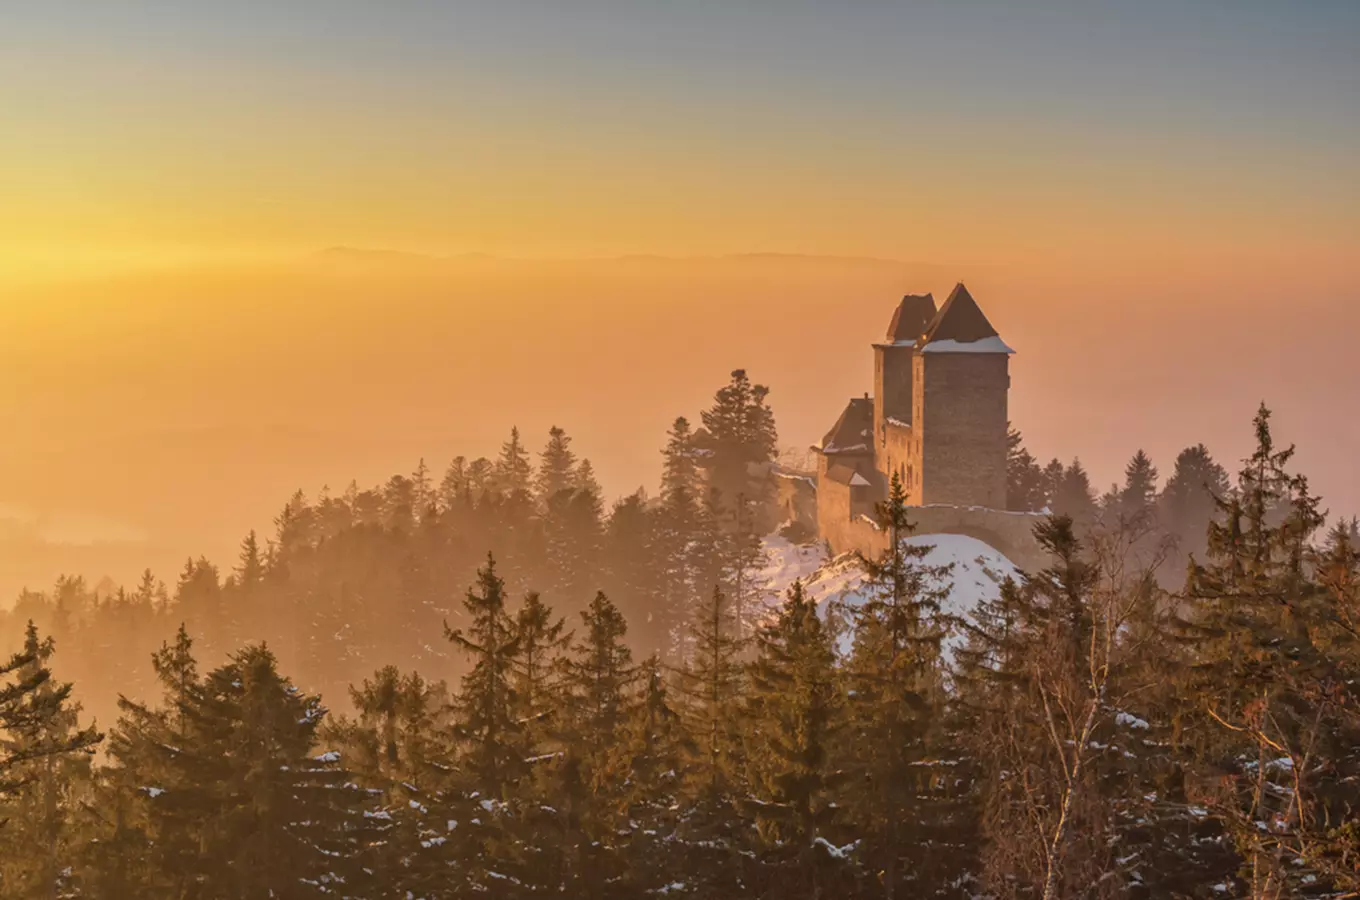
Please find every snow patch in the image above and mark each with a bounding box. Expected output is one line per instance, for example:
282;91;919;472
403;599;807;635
756;533;1020;658
1115;712;1150;730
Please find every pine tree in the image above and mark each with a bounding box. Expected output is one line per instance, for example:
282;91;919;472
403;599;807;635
446;554;526;798
700;369;779;522
1174;404;1349;898
554;592;636;898
1051;459;1098;529
345;664;450;782
744;580;848;899
1119;449;1159;526
1007;426;1048;512
603;492;666;656
720;490;767;643
235;530;265;589
440;455;469;510
512;591;570;751
536;425;579;509
0;623;102;899
674;585;749;896
541;482;605;613
1158;443;1230;565
103;634;380;897
619;656;691;892
841;472;958;898
493;426;534;500
329;665;456;898
575;458;602;499
956;519;1106;899
466;456;494;498
412;456;434;517
657;417;704;658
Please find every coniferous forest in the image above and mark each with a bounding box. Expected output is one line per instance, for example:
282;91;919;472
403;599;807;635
2;370;1358;899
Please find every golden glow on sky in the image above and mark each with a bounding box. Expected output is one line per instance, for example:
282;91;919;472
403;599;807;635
0;2;1356;601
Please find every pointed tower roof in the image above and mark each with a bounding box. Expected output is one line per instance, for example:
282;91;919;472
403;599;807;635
920;283;1014;353
816;397;874;454
883;293;936;344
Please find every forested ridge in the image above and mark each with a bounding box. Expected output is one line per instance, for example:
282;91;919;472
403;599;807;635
1;371;1357;898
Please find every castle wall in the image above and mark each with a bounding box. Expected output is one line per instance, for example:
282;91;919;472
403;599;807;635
909;354;927;504
774;470;818;530
872;345;914;450
877;421;916;494
919;353;1009;508
824;503;1049;572
816;459;878;554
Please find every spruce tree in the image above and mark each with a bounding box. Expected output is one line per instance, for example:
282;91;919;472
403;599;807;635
674;585;749;896
699;369;779;520
554;592;636;898
1051;459;1098;529
1174;404;1352;898
1119;449;1159;525
1158;443;1230;565
603;493;666;656
493;426;534;500
446;554;526;798
104;635;381;898
440;454;469;510
536;425;578;509
1007;426;1048;512
744;580;848;900
620;656;691;893
0;623;102;899
658;417;703;659
412;456;434;516
841;472;957;898
575;458;602;499
512;591;570;751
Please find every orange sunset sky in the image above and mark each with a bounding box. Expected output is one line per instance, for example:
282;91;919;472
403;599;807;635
0;2;1357;600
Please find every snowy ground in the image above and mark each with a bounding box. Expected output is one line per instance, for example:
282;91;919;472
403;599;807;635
755;533;1021;657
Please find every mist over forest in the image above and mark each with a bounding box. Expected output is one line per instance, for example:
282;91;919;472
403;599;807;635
2;252;1357;605
4;0;1358;895
2;345;1359;897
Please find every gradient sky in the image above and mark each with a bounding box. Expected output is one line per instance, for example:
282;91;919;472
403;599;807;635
0;3;1357;601
2;1;1357;276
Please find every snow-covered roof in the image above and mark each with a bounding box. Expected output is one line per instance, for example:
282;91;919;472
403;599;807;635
848;472;871;487
817;397;874;456
921;335;1015;354
919;282;1011;353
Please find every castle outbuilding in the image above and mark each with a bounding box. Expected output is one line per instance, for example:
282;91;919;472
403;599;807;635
811;283;1032;560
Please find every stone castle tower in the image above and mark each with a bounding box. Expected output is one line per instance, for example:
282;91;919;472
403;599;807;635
812;283;1014;552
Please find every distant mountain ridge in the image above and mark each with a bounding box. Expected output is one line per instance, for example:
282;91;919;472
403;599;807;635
312;245;971;272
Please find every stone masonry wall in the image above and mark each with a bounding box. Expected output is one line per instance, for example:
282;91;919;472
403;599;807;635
826;503;1048;572
872;345;914;454
877;421;916;495
919;353;1009;508
774;470;818;530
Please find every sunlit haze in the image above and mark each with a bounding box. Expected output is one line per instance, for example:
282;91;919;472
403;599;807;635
4;6;1360;896
1;2;1357;600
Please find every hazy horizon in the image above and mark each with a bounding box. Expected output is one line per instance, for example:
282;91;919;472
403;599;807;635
2;247;1357;603
2;0;1357;600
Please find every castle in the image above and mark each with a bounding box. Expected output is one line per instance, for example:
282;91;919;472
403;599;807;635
806;283;1043;566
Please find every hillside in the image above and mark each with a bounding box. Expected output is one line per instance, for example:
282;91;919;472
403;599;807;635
756;532;1021;655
